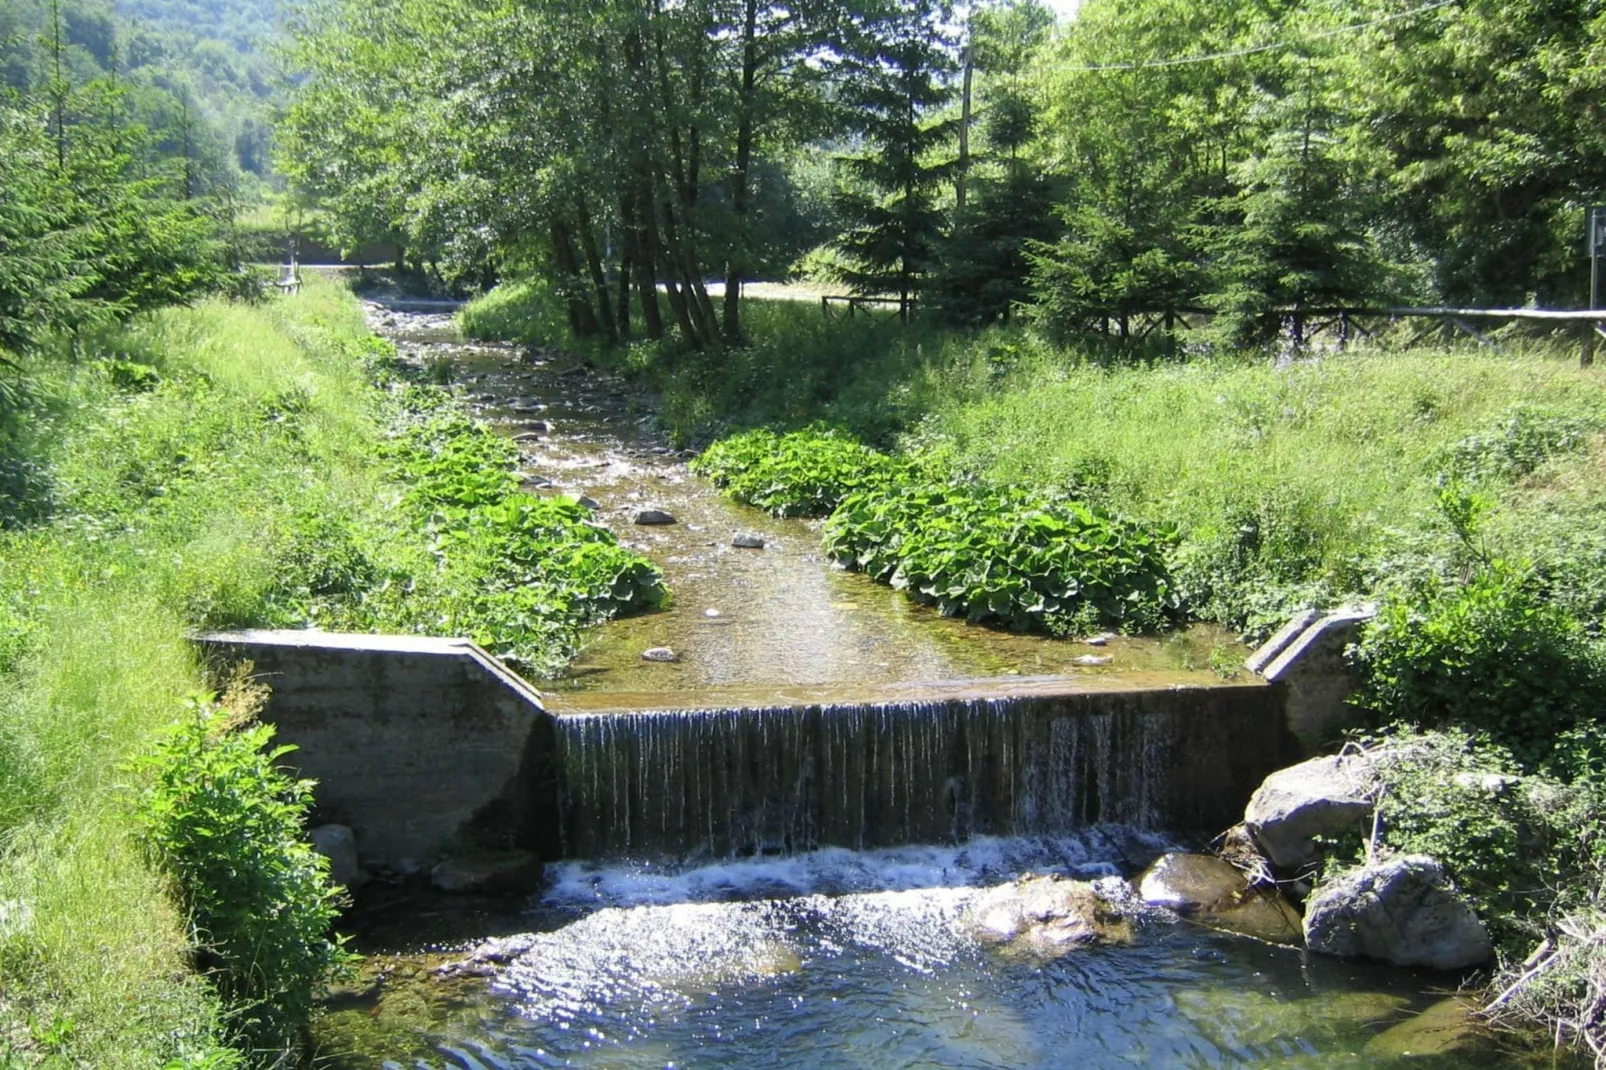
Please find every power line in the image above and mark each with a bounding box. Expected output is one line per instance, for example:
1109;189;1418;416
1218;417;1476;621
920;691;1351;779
1057;0;1461;73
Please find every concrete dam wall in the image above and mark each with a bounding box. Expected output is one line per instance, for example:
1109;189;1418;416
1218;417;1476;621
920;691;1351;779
197;631;1303;871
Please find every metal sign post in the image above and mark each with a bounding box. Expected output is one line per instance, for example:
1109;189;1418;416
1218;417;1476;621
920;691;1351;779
1586;206;1606;366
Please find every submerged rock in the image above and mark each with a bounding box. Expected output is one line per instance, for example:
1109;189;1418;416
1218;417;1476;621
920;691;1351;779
633;508;677;525
430;851;543;895
1364;996;1483;1057
1136;852;1302;945
576;496;600;510
1244;753;1376;870
642;647;679;663
732;532;766;549
1304;855;1492;970
1072;654;1113;667
309;823;368;891
966;875;1133;960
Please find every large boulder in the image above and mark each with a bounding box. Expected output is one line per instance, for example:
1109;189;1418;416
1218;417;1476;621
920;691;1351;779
966;876;1133;960
1304;855;1493;970
1245;754;1376;870
1137;853;1302;945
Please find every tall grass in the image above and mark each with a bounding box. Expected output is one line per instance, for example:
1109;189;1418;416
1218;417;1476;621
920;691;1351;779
0;274;376;1065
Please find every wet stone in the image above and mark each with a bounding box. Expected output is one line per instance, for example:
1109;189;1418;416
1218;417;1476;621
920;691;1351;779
576;496;600;510
1136;852;1302;946
966;875;1134;961
430;851;543;895
732;533;766;549
642;647;679;663
1073;654;1113;667
633;508;677;525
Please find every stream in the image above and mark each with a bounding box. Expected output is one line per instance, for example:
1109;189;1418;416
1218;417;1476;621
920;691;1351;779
311;303;1549;1068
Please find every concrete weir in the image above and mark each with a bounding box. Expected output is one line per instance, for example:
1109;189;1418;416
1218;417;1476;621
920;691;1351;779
196;630;1303;871
195;630;561;871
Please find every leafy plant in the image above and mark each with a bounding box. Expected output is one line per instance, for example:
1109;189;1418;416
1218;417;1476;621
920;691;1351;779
692;427;902;517
824;480;1178;634
1440;406;1602;485
136;692;353;1058
1352;565;1606;770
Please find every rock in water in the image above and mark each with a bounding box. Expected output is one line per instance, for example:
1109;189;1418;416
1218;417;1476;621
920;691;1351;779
1072;654;1113;667
1364;996;1483;1057
1137;852;1302;945
309;823;367;891
430;851;544;895
576;496;600;510
732;532;766;549
966;875;1133;960
1304;855;1493;970
633;508;677;525
642;647;679;662
1244;754;1376;870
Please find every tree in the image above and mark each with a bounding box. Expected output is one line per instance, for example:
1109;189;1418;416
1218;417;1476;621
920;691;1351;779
831;0;956;319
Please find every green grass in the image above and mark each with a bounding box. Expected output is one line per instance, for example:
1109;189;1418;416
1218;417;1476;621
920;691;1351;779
0;274;671;1063
0;277;390;1064
0;279;379;1065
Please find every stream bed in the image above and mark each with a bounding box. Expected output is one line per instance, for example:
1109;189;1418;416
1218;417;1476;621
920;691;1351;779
315;304;1552;1068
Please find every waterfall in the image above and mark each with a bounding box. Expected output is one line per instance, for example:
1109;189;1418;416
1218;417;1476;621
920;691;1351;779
552;686;1292;859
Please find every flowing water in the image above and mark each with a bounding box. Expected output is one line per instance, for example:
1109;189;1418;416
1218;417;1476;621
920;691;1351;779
322;302;1544;1068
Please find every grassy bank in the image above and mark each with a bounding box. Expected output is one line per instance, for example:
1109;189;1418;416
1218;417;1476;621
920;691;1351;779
465;283;1604;638
0;279;378;1065
0;275;659;1064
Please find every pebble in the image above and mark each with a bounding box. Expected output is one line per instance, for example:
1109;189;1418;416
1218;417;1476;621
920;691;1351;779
732;533;766;549
642;648;679;663
1084;634;1112;647
703;609;722;619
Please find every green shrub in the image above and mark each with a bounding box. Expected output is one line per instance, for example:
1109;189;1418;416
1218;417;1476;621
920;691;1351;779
137;694;353;1060
825;480;1178;634
1440;405;1602;484
1352;565;1606;770
692;427;902;517
384;412;521;512
1324;729;1601;956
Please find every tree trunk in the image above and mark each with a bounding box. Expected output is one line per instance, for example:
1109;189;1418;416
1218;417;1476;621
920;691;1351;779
630;185;664;340
552;221;601;337
722;0;760;343
576;196;618;344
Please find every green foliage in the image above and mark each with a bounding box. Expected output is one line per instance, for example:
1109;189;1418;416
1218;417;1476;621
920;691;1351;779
1351;566;1606;771
825;480;1179;634
250;365;667;673
1324;730;1604;957
136;697;352;1059
691;427;901;517
1441;406;1603;485
385;413;520;512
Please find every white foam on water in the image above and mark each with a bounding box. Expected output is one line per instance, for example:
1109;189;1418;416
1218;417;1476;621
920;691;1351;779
539;828;1176;910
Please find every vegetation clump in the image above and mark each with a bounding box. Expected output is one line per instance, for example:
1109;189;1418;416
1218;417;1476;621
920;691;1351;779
691;427;902;517
826;481;1177;634
138;687;353;1060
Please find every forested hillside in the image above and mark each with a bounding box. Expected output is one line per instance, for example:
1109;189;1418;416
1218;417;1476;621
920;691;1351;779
282;0;1606;337
2;0;282;182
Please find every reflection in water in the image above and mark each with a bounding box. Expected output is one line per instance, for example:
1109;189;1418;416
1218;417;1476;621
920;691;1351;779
369;304;1243;699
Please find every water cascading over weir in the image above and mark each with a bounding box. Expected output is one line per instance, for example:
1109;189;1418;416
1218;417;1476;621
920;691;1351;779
194;631;1303;869
553;684;1293;858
